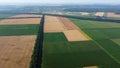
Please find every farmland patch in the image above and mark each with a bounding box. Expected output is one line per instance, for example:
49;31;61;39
80;12;89;16
63;30;89;41
0;24;39;36
107;12;120;18
42;33;120;68
70;18;120;29
0;14;16;20
58;17;79;30
0;14;41;25
11;14;41;18
0;35;37;68
44;16;65;32
95;12;104;17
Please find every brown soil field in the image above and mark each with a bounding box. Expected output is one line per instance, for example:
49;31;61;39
0;35;36;68
107;12;120;18
83;66;97;68
63;30;89;42
0;14;41;25
44;16;65;32
95;12;104;16
58;17;79;30
80;12;89;15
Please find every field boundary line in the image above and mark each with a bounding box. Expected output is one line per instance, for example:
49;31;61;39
93;40;120;64
78;29;92;40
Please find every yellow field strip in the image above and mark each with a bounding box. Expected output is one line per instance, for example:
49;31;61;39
63;30;90;42
79;29;92;40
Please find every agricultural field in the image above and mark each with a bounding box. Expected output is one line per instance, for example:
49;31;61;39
107;12;120;18
70;18;120;67
95;12;104;17
0;14;16;19
0;14;41;25
0;36;36;68
44;16;65;32
0;13;120;68
0;14;41;68
42;16;120;68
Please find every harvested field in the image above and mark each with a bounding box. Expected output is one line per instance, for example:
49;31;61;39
58;17;79;30
80;12;89;15
44;16;65;32
0;14;41;25
63;30;89;41
107;12;120;18
0;35;36;68
83;66;97;68
95;12;104;16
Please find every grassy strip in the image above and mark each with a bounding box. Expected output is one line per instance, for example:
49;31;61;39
0;24;39;36
30;15;44;68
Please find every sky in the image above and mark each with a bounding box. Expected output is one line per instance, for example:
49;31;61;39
0;0;120;5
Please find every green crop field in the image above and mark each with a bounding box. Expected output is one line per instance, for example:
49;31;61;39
42;32;120;68
70;19;120;29
70;18;120;67
0;24;39;36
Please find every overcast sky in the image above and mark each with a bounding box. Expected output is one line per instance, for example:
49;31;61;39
0;0;120;5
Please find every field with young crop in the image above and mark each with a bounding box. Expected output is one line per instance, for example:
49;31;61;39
0;24;39;36
42;33;120;68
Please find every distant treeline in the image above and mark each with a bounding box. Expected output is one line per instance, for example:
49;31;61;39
0;5;65;13
0;5;120;13
64;5;120;12
64;7;120;12
44;13;120;23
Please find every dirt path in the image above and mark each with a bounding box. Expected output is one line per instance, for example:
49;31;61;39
0;35;36;68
